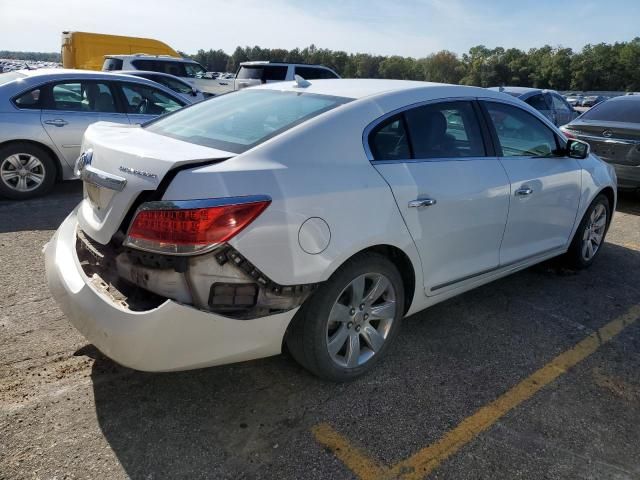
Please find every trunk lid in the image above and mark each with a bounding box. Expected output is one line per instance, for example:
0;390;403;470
76;122;235;244
566;120;640;167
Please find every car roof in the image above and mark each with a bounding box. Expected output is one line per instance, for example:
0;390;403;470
487;86;544;96
106;54;197;63
118;70;189;82
254;78;514;102
0;68;184;97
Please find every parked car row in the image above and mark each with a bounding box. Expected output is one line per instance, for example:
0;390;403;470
489;87;578;126
102;55;341;96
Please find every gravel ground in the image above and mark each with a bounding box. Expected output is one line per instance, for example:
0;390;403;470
1;183;639;480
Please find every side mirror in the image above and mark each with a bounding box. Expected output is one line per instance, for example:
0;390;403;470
192;87;198;96
566;139;590;159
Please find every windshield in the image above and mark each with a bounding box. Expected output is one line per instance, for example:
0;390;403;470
580;98;640;124
0;71;26;86
146;89;351;153
184;62;207;78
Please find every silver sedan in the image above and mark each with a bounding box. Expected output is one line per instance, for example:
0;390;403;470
0;69;192;199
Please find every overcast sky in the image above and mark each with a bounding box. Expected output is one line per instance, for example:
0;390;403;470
1;0;638;57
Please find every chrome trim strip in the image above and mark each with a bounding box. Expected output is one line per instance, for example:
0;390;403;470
80;165;127;192
430;247;565;292
135;195;272;212
574;133;640;145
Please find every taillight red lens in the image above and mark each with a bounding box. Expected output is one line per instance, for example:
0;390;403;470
562;128;576;139
124;198;270;255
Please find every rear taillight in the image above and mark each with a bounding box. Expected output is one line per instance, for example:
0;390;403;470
561;128;576;139
124;196;271;255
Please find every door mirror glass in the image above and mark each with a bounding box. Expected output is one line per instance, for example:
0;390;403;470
566;139;590;159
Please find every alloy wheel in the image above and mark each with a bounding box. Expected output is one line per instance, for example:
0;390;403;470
0;153;46;192
326;273;397;368
581;203;607;261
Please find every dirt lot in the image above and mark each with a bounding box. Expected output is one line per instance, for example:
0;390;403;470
1;183;639;480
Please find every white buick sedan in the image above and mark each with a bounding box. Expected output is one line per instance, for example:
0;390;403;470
45;79;616;381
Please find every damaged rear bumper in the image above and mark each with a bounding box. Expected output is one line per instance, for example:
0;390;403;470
44;209;297;372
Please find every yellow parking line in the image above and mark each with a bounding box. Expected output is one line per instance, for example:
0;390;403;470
313;304;640;480
312;423;387;479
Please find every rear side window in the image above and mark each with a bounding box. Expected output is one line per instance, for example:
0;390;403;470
119;83;184;115
102;58;123;71
236;66;288;82
485;102;558;157
13;88;42;109
131;59;187;77
369;115;410;161
146;89;350;153
368;101;485;161
49;81;117;112
525;94;550;111
295;67;338;80
405;102;485;158
580;98;640;123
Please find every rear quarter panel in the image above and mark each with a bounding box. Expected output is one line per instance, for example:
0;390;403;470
162;99;425;313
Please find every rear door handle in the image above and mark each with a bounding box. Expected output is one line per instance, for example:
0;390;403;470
408;198;437;208
515;186;533;197
44;119;68;127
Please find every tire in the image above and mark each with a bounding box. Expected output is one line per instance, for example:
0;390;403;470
0;142;57;200
563;193;610;269
286;252;404;381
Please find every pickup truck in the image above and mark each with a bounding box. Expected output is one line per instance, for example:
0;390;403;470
207;61;341;96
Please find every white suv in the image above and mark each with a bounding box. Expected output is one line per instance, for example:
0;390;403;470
103;55;216;95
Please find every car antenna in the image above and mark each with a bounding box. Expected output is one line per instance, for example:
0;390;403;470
294;75;311;88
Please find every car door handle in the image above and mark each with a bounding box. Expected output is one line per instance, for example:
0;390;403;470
408;198;437;208
515;186;533;197
43;119;68;127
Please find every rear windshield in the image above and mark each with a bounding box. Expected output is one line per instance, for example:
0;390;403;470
102;58;123;71
0;71;26;86
145;89;350;153
580;98;640;123
237;65;288;82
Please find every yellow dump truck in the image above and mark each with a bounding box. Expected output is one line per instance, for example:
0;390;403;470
61;31;180;70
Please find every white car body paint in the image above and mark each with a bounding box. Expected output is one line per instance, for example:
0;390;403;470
45;79;617;372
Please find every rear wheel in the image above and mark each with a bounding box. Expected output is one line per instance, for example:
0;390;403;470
286;253;404;381
564;194;610;269
0;143;56;200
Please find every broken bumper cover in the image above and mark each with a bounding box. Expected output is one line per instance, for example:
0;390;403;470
44;210;297;372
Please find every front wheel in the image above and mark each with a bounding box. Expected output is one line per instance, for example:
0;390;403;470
564;193;610;269
286;252;404;381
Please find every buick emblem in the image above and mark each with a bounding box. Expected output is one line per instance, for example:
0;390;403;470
602;129;613;138
74;149;93;176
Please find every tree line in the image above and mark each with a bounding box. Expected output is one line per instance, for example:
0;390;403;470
5;37;640;92
191;38;640;92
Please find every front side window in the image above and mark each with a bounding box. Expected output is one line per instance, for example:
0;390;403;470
551;94;571;114
485;102;559;157
146;89;350;153
120;83;183;115
405;102;485;158
14;88;42;109
151;75;193;94
50;81;116;112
